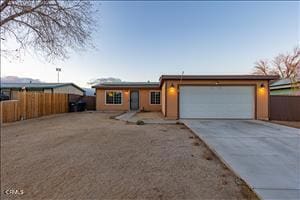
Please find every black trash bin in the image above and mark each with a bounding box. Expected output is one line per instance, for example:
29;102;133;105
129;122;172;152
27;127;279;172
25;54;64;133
76;101;86;112
0;93;9;101
69;102;77;112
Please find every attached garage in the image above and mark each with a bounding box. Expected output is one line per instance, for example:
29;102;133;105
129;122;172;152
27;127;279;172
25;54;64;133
160;75;279;120
179;86;255;119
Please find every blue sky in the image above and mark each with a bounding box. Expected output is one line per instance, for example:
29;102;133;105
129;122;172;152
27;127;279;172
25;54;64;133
2;1;299;87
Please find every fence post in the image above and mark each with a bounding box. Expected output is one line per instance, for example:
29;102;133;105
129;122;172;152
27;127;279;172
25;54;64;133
22;90;26;120
0;101;2;124
67;94;69;112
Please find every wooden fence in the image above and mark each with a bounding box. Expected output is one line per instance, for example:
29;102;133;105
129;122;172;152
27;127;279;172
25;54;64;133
0;92;68;123
69;94;96;110
270;95;300;121
0;100;19;123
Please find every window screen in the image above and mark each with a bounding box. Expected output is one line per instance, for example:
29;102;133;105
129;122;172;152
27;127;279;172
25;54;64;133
106;91;122;104
150;91;160;104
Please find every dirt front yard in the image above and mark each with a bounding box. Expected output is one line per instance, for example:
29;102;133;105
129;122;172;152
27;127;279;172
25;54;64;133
130;111;165;121
1;112;257;200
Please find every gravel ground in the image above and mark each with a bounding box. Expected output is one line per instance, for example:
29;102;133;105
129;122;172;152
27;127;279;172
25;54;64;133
130;112;165;121
1;112;257;200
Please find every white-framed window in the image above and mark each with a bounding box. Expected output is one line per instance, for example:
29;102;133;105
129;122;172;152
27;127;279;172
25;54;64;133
105;91;122;105
150;91;160;105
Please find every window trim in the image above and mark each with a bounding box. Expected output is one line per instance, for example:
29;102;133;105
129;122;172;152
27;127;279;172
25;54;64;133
105;90;123;105
149;90;161;105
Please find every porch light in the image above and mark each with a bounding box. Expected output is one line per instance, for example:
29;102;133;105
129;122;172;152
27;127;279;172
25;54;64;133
258;83;266;95
169;83;176;94
170;83;175;89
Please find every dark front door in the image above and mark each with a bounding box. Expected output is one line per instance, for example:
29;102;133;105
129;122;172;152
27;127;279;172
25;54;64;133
130;91;139;110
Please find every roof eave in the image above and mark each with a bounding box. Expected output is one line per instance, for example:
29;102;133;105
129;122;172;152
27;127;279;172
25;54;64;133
53;83;85;92
160;75;279;80
93;86;160;89
1;83;85;92
159;75;280;86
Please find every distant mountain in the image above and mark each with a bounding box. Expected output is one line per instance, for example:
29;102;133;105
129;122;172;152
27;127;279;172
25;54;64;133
1;76;96;96
83;88;95;96
1;76;42;83
87;77;122;85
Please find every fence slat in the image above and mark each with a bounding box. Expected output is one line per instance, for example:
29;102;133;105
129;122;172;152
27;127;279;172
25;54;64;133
270;95;300;121
1;92;69;123
0;100;19;123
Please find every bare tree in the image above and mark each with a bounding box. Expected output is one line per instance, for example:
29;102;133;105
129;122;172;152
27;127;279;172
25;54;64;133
253;46;300;79
0;0;95;60
273;47;300;79
253;60;277;76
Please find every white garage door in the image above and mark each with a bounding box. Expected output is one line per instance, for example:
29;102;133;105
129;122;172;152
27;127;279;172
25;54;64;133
180;86;255;119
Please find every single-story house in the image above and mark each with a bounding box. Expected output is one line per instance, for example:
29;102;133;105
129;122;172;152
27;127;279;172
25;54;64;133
270;78;300;96
1;83;85;99
92;75;278;120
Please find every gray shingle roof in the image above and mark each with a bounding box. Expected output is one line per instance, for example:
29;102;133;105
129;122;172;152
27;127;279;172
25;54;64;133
0;82;85;92
270;78;300;87
92;82;160;88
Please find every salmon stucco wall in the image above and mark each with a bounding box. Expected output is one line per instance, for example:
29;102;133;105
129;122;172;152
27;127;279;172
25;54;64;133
161;83;166;116
139;89;161;111
163;79;270;120
96;88;161;111
96;89;129;111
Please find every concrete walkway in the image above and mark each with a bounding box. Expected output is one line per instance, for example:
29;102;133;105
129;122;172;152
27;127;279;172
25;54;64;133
183;120;300;200
115;111;137;121
116;111;178;124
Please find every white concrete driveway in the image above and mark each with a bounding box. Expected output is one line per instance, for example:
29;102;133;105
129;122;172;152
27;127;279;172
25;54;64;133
183;120;300;200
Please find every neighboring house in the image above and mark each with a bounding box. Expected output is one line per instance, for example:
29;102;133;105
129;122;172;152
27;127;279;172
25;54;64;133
92;75;278;120
1;83;85;99
83;88;96;96
270;78;300;96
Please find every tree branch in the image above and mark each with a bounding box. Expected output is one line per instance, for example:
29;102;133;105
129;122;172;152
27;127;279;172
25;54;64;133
1;0;94;61
0;0;11;12
0;0;45;26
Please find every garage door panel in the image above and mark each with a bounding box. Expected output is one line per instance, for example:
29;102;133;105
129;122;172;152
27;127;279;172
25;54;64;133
180;86;254;119
181;105;253;118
